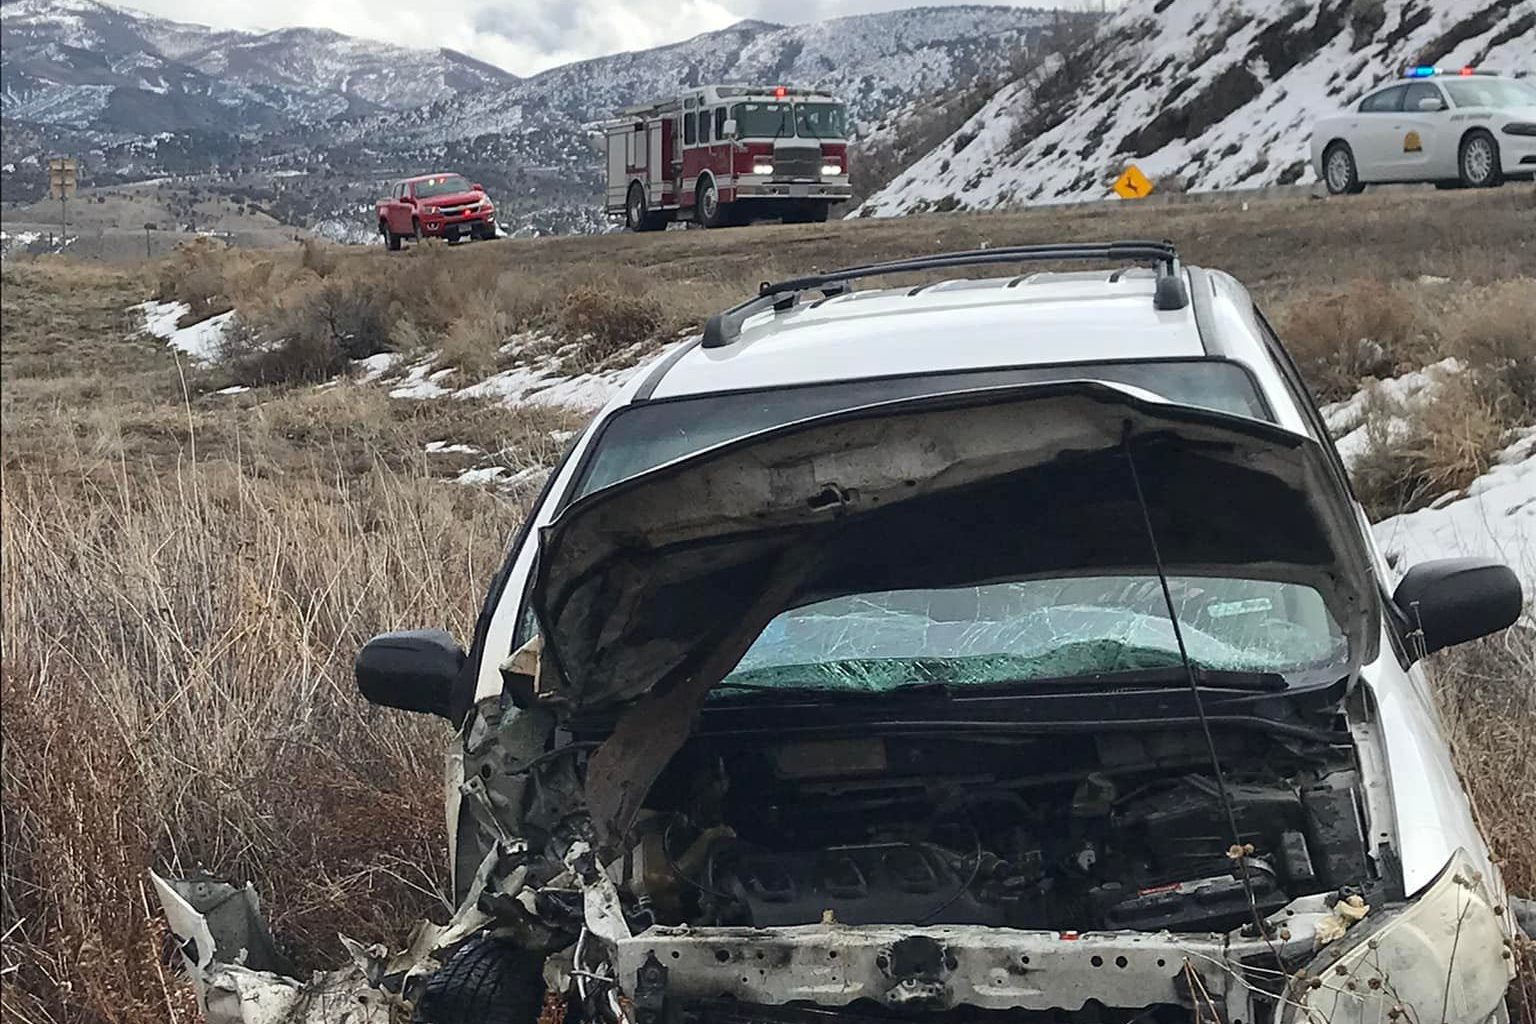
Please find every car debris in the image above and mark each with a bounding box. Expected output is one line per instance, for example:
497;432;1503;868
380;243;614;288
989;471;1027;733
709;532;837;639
155;242;1525;1024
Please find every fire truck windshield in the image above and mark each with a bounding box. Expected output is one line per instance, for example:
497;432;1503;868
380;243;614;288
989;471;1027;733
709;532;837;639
794;102;848;139
731;102;792;138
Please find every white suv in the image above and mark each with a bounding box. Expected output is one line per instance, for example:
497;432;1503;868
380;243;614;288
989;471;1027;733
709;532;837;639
166;243;1527;1024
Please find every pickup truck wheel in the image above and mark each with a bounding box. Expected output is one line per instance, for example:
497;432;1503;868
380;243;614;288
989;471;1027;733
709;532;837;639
412;218;423;243
411;939;545;1024
381;222;401;251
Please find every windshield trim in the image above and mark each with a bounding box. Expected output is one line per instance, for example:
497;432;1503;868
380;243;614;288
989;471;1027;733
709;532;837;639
561;355;1276;512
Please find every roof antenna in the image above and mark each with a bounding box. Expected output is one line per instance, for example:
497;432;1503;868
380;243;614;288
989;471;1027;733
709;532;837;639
1119;424;1275;946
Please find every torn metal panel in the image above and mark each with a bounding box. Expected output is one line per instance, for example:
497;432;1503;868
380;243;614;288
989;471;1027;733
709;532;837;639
151;872;390;1024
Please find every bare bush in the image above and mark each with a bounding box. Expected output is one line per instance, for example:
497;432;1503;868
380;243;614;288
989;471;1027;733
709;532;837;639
557;286;665;369
1348;372;1509;519
439;310;509;379
1271;278;1424;403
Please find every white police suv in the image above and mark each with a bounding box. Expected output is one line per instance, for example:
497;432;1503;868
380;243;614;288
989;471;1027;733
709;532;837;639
1311;68;1536;193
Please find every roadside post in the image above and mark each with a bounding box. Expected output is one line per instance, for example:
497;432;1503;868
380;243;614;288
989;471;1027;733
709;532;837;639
48;157;78;243
144;222;158;259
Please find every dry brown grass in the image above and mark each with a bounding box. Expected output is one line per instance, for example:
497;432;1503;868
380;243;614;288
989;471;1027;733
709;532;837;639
4;189;1536;1023
1431;632;1536;1014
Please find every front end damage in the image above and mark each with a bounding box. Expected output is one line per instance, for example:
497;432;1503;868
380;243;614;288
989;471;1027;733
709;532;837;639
155;383;1520;1023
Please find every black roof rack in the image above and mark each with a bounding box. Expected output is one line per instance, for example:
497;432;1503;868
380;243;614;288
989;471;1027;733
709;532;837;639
700;240;1188;349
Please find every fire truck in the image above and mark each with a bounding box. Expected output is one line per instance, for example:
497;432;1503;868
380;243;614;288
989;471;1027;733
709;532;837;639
604;85;852;230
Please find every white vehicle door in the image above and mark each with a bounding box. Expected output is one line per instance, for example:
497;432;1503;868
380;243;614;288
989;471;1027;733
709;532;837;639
1353;84;1410;180
1394;81;1453;181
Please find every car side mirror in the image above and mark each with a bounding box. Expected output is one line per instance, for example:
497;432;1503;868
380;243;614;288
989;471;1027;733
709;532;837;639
1416;97;1445;112
722;119;738;139
401;195;416;204
472;182;485;192
1392;558;1522;658
355;629;464;720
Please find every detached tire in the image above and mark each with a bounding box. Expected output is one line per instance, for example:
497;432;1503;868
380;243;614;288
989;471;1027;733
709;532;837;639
411;939;546;1024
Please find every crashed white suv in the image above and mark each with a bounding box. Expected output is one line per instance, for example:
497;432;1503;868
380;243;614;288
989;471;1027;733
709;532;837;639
158;243;1527;1024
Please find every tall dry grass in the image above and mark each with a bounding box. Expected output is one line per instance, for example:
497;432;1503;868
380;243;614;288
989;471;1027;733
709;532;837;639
0;444;527;1024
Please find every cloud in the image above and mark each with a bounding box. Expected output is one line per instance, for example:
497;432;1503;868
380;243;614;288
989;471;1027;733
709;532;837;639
118;0;1056;75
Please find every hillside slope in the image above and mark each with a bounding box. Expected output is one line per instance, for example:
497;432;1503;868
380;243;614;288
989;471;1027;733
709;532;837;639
856;0;1535;217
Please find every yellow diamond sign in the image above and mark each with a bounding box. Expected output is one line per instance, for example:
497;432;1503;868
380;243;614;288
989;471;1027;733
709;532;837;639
1113;164;1153;200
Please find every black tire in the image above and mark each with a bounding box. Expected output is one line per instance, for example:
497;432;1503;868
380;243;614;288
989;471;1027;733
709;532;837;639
411;939;545;1024
413;218;423;243
382;222;401;251
694;176;724;228
1322;142;1363;195
1459;130;1504;189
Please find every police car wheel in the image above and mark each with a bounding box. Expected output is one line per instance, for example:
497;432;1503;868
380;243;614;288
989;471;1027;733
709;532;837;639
1459;131;1503;189
1323;143;1362;195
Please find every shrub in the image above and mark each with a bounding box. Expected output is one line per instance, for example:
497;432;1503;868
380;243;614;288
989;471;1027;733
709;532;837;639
439;310;508;379
557;286;665;369
1454;281;1536;420
1271;279;1421;403
1348;372;1509;519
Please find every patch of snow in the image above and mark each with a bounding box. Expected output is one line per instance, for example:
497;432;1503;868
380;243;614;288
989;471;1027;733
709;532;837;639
454;466;508;486
133;299;234;361
214;385;250;395
355;352;403;382
1320;359;1463;468
1416;275;1452;286
425;441;480;455
389;362;454;399
1374;429;1536;601
455;363;636;410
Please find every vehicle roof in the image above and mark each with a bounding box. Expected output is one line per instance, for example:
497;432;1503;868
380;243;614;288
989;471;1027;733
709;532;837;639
648;270;1204;399
400;173;466;183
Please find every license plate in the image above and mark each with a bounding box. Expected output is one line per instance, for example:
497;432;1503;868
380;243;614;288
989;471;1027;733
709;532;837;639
790;185;810;198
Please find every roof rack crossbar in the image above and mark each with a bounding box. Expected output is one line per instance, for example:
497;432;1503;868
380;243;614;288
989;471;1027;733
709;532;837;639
699;240;1188;348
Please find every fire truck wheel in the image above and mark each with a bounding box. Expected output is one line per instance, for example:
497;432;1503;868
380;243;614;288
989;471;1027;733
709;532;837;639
695;177;724;228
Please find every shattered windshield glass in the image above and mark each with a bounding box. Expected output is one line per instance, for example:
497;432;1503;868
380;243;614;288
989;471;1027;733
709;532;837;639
714;576;1345;695
574;360;1269;499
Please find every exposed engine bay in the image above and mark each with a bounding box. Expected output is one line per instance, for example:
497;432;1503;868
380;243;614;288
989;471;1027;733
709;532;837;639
607;723;1383;937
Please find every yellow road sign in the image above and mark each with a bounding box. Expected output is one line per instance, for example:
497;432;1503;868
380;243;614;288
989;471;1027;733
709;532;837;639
1113;164;1153;200
48;157;78;200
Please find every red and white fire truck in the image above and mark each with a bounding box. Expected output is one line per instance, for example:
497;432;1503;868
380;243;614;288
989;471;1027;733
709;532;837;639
604;85;852;230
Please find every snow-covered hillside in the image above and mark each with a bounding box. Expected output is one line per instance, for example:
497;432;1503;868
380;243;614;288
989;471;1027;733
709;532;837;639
857;0;1535;217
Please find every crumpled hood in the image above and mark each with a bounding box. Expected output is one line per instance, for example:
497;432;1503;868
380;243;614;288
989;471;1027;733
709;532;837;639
530;381;1378;710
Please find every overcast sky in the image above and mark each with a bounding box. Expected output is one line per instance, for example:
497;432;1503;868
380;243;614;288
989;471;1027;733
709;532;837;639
121;0;1090;76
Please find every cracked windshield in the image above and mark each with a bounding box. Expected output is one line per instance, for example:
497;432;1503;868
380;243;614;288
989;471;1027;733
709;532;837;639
716;575;1346;695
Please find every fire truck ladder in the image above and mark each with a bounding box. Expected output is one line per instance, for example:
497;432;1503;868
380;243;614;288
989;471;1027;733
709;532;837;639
700;240;1188;349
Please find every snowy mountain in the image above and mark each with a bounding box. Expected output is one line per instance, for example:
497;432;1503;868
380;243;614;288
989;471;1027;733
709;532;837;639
856;0;1536;217
324;6;1051;152
0;0;515;132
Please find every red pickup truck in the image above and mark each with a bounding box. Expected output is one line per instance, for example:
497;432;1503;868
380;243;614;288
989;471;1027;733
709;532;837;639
377;174;498;249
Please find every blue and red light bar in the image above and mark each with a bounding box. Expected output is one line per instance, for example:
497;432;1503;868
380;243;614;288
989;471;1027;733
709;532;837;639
1404;66;1492;78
